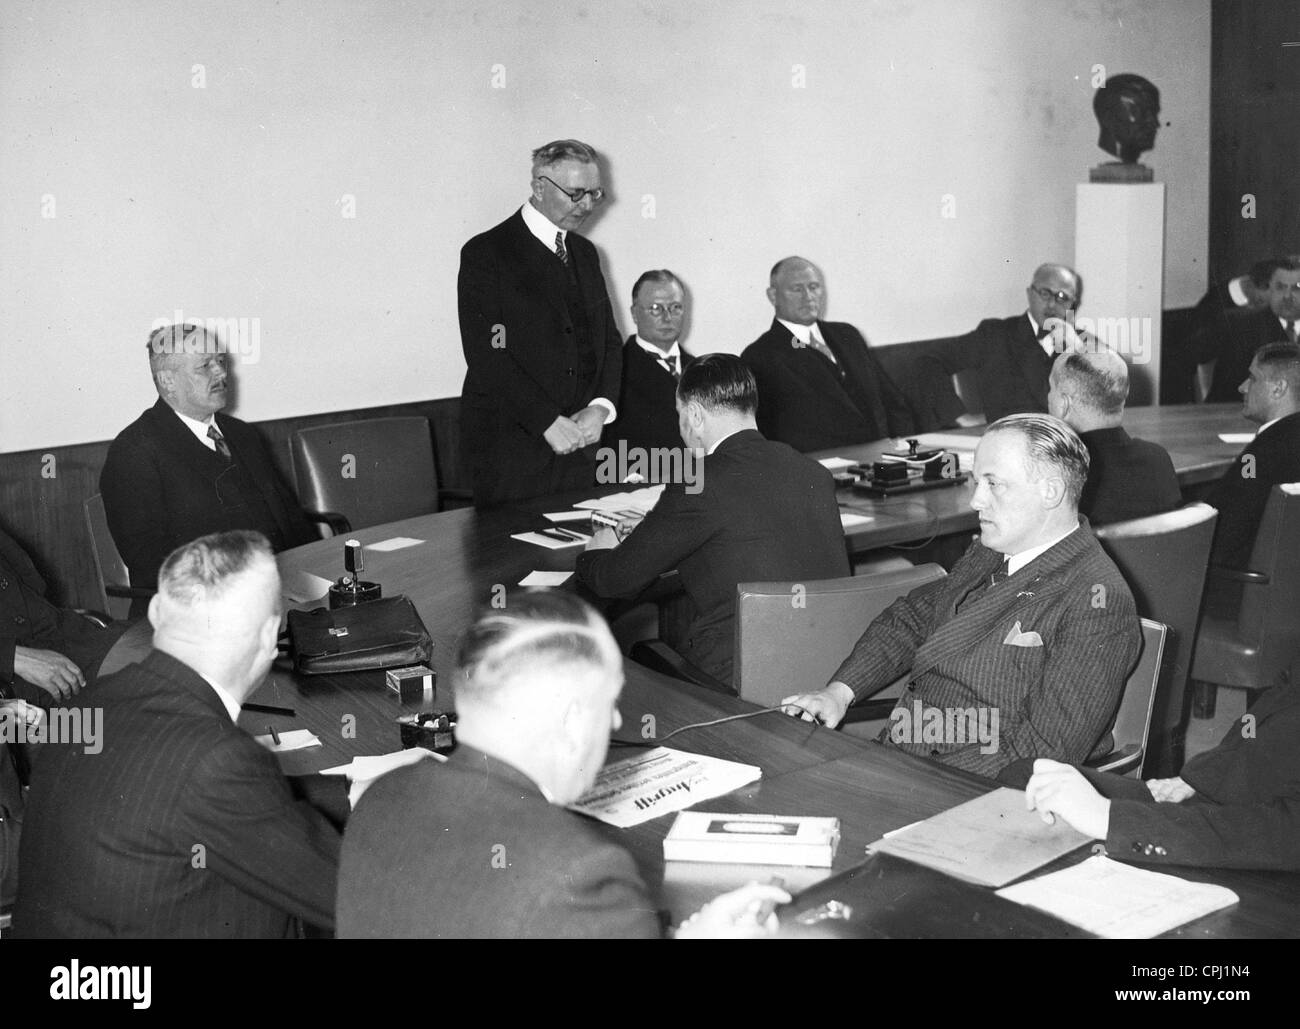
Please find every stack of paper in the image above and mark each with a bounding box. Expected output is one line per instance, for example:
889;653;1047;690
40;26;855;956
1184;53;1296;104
867;787;1090;887
574;484;666;516
996;855;1240;938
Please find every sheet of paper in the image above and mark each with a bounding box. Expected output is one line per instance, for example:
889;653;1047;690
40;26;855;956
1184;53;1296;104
868;787;1090;887
519;570;574;587
544;510;594;523
510;531;586;550
573;484;666;515
910;432;980;452
368;536;424;552
1218;432;1254;444
819;457;857;470
319;749;447;777
254;729;321;753
1282;482;1300;495
996;855;1239;939
570;746;762;829
840;512;874;528
281;570;334;604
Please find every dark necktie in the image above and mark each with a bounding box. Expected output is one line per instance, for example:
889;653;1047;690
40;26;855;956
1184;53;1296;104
659;356;679;382
207;424;231;462
554;231;569;267
957;557;1010;613
798;334;840;373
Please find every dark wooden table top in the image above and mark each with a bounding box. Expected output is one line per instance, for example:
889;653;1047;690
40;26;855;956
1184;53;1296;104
101;402;1294;937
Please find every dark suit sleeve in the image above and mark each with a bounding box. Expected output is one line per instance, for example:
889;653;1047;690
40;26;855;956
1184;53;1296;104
531;841;661;938
575;486;707;599
860;340;916;436
831;576;948;702
177;734;341;931
100;434;177;591
457;238;565;438
583;245;625;410
1206;451;1272;570
1106;796;1300;871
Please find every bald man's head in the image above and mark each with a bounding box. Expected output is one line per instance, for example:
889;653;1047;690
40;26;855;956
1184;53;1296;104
767;257;824;325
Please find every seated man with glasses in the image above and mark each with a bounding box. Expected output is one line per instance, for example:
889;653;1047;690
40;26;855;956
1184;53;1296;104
458;138;624;506
606;269;696;456
917;263;1086;425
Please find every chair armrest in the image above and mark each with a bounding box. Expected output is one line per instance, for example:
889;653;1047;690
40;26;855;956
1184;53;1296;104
842;698;898;724
1085;744;1143;777
1206;564;1270;586
629;640;734;695
436;488;475;511
73;609;112;629
304;510;353;536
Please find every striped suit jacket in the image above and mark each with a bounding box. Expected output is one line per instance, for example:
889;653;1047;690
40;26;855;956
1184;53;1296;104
832;519;1140;777
14;650;340;938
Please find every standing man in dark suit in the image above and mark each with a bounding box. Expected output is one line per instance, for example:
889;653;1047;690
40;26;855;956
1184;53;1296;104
741;257;914;452
458;139;624;506
607;269;694;454
783;414;1140;778
338;591;787;938
1194;257;1300;403
920;263;1085;424
1206;341;1300;570
14;531;341;938
100;323;313;615
1018;672;1300;870
577;355;850;686
1047;347;1182;525
0;523;126;705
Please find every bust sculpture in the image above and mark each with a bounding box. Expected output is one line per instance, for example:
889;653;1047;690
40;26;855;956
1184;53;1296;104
1090;73;1161;183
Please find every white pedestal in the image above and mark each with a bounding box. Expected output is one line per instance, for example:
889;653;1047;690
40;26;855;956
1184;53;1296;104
1075;183;1166;406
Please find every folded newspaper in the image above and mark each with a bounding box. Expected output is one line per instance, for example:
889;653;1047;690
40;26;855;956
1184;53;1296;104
570;746;762;828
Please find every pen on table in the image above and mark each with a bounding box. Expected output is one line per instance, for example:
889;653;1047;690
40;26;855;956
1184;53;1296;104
268;724;281;746
244;703;295;717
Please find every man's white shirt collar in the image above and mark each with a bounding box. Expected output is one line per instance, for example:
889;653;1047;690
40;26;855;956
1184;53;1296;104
173;408;219;451
201;675;242;723
1005;524;1078;576
521;201;564;250
637;336;681;364
778;318;824;346
1256;416;1284;437
1026;313;1055;357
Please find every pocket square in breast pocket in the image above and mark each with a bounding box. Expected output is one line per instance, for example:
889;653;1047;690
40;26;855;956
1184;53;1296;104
1003;620;1044;647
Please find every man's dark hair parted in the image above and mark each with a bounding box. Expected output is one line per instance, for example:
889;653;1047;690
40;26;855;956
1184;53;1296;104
531;139;598;168
984;413;1090;507
630;269;683;304
676;353;758;416
156;530;273;605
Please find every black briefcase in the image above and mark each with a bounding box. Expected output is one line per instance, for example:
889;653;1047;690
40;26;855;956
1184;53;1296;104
286;595;433;675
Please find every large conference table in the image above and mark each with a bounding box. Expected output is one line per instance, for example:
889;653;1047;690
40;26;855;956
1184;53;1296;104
103;401;1295;937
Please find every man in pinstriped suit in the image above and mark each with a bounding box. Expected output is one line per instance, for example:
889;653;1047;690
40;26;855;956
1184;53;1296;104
783;414;1140;779
14;531;340;938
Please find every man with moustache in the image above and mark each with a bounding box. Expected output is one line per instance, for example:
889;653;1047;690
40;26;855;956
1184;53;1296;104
458;139;624;505
100;323;313;616
1194;257;1300;403
919;263;1086;425
741;257;915;452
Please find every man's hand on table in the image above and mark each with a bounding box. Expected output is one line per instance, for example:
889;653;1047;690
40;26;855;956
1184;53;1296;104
674;881;791;939
780;681;854;727
1023;758;1111;839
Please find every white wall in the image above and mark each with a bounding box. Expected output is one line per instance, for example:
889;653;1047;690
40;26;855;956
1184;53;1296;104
0;0;1210;453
